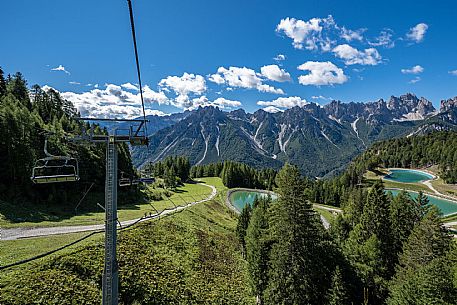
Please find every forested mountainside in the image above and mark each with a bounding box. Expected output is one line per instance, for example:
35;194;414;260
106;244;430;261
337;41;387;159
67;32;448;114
344;131;457;184
132;93;457;178
237;164;457;305
0;68;135;204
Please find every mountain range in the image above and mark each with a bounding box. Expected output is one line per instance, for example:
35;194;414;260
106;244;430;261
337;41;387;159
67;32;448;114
131;93;457;178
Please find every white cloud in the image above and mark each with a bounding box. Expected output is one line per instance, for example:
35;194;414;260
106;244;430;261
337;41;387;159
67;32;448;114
145;109;169;116
262;106;283;113
448;70;457;76
121;82;139;91
401;65;424;74
276;15;370;52
274;54;286;61
311;95;333;101
409;77;421;84
209;66;284;94
332;44;382;65
340;27;365;42
189;96;242;111
260;65;292;82
69;81;81;85
276;17;324;50
158;73;207;109
257;96;309;109
406;23;428;43
51;65;70;75
159;72;206;96
208;73;225;84
58;83;170;119
297;61;348;86
369;29;395;48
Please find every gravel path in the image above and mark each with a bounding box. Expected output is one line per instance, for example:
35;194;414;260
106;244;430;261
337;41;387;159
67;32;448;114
1;183;216;241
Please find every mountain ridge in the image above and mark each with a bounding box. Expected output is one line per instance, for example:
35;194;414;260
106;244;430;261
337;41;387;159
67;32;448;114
132;93;457;177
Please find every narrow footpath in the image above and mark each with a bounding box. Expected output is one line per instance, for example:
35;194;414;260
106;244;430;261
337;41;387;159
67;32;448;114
1;183;216;241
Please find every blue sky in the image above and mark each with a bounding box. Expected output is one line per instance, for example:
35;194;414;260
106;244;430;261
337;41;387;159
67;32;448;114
2;0;457;117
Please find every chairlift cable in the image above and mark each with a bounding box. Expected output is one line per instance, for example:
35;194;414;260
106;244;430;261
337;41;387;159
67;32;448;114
126;0;148;138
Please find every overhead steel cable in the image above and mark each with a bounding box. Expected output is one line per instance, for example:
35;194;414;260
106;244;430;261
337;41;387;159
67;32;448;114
127;0;148;139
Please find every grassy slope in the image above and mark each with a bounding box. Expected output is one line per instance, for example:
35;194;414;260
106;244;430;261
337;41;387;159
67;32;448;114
314;207;337;223
0;180;254;304
0;182;211;228
0;231;102;266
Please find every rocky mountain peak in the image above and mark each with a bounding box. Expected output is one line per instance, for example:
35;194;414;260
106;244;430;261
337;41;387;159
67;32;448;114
440;96;457;112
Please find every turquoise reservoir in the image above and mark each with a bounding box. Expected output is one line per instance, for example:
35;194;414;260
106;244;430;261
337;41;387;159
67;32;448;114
384;169;434;183
386;189;457;216
230;191;277;211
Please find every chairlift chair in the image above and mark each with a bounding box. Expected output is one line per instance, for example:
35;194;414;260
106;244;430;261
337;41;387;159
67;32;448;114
118;172;132;187
31;139;80;184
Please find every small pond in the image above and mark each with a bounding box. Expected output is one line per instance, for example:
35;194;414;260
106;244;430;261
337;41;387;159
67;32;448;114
384;169;434;183
386;189;457;216
230;190;277;211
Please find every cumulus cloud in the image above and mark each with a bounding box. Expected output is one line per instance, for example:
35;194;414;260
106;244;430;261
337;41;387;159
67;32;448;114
409;77;421;84
262;106;283;113
121;82;139;91
145;109;169;116
260;65;292;82
332;44;382;65
401;65;424;74
297;61;348;86
276;17;324;50
257;96;309;109
159;72;206;96
340;27;365;42
51;65;70;75
311;95;334;101
274;54;286;61
190;96;242;110
208;66;284;94
57;83;169;119
369;29;395;48
448;70;457;76
276;15;370;52
406;23;428;43
158;73;207;109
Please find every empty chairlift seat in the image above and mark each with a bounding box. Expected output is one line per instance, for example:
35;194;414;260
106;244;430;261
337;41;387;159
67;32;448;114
31;156;80;184
30;138;80;184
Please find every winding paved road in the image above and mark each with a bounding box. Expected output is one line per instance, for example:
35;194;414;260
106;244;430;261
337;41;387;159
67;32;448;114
1;183;217;241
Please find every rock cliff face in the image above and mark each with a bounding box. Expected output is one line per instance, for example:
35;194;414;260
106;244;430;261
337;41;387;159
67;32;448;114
131;93;457;178
440;96;457;112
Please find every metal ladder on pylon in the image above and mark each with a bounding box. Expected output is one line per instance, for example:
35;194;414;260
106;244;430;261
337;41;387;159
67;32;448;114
103;137;119;305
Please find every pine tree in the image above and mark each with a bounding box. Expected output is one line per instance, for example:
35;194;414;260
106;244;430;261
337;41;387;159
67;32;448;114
327;266;350;305
395;206;450;277
414;191;430;221
388;249;457;305
0;66;6;97
164;167;177;189
236;203;252;258
359;181;393;275
389;190;416;259
265;164;327;305
246;197;271;304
